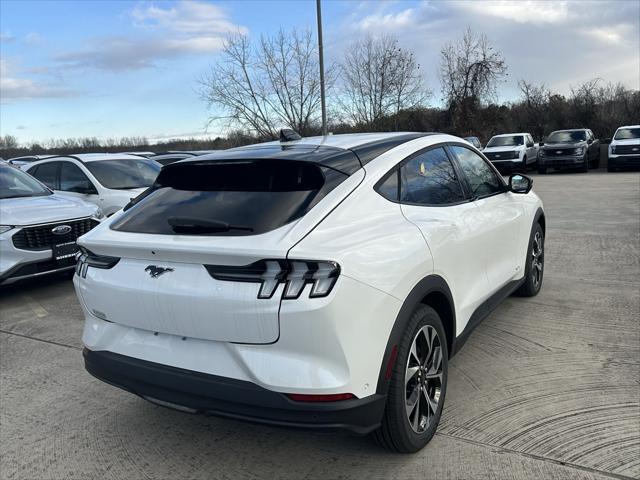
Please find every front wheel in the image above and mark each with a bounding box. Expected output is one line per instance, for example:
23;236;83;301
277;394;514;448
515;222;544;297
521;156;528;173
372;305;448;453
537;166;547;174
580;155;589;173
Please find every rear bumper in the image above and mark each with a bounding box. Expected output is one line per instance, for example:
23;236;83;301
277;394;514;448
83;348;386;435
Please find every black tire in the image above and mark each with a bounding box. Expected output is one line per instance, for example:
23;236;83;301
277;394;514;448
580;155;589;173
537;166;547;174
372;305;448;453
607;165;616;172
593;157;600;169
514;222;544;297
521;156;528;173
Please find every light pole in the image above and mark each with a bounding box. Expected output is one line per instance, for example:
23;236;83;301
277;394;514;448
316;0;327;136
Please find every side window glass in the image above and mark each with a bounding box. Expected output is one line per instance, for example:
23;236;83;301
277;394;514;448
376;170;398;202
60;163;94;193
450;146;504;198
399;147;465;205
31;162;59;189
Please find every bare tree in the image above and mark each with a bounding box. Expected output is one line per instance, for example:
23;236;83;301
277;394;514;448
517;80;551;140
440;28;507;133
0;134;18;150
199;28;330;138
339;35;429;129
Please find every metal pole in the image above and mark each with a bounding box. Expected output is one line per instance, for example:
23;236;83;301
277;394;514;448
316;0;327;136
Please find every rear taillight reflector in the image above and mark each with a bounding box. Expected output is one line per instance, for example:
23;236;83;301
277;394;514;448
287;393;356;402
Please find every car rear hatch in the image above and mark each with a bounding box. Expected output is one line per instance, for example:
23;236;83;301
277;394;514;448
75;155;358;344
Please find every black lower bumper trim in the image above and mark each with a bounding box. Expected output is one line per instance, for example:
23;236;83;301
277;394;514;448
83;349;385;435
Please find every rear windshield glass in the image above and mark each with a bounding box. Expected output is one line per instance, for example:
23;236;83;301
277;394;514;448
486;135;524;147
111;160;347;236
85;159;160;189
546;131;586;143
614;127;640;140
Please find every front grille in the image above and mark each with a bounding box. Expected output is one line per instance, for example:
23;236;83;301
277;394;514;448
485;151;516;160
613;144;640;155
12;218;99;251
543;148;578;157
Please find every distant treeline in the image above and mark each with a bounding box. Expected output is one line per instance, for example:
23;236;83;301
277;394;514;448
1;80;638;160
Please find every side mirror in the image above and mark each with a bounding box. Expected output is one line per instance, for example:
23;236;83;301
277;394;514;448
70;184;97;195
587;138;593;144
509;174;532;194
539;141;544;146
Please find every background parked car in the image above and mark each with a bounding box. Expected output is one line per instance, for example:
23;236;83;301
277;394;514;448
482;133;538;173
24;153;161;216
149;150;217;166
7;155;55;168
0;163;101;285
608;125;640;172
463;136;482;149
537;129;600;173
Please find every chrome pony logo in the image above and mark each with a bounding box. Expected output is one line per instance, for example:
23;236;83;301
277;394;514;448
145;265;174;278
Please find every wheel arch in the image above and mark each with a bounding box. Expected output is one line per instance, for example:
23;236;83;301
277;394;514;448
534;207;545;234
375;275;456;396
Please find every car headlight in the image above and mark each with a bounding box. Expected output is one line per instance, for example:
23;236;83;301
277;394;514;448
91;207;104;220
0;225;14;234
574;147;585;155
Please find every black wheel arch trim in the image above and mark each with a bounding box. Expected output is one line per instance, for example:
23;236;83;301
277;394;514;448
375;274;456;396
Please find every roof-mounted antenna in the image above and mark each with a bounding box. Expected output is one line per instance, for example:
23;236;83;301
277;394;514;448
280;129;302;142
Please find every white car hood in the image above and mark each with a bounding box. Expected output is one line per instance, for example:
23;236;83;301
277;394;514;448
0;193;98;226
611;138;640;146
483;145;524;153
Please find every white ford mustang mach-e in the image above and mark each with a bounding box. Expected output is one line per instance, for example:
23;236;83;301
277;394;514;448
75;132;545;452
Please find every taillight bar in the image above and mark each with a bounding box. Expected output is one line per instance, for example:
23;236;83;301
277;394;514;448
204;259;340;299
76;247;120;278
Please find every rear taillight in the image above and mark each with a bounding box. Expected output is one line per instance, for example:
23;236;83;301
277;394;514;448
76;248;120;278
205;259;340;300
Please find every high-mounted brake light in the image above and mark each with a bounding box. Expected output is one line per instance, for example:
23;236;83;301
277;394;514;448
205;259;340;300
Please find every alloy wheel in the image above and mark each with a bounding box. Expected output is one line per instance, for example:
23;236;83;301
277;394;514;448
405;325;443;433
531;230;544;288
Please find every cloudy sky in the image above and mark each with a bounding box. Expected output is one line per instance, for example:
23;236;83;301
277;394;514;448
1;0;639;144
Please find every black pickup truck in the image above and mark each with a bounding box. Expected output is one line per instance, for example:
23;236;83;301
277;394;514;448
537;128;600;173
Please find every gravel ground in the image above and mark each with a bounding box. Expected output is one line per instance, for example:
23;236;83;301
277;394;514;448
1;170;639;480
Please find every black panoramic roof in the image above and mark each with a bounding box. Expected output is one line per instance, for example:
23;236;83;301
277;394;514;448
178;133;434;175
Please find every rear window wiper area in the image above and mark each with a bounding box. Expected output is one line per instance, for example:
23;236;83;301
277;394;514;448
168;217;254;234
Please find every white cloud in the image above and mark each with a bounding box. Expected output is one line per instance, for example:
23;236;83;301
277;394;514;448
460;0;569;24
0;59;77;100
54;1;246;72
357;8;416;31
0;31;15;43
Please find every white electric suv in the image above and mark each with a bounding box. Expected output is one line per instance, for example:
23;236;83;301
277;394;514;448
608;125;640;172
0;163;101;285
24;153;161;216
75;132;545;453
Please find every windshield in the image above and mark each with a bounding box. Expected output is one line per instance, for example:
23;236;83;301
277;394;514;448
486;135;524;147
0;165;52;199
85;159;160;189
614;127;640;140
547;131;586;143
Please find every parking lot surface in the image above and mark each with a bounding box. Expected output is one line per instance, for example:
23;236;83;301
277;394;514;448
1;171;639;480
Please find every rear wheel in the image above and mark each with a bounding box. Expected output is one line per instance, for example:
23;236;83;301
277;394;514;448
515;223;544;297
372;305;448;453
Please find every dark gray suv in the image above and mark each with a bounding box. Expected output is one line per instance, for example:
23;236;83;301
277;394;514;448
537;129;600;173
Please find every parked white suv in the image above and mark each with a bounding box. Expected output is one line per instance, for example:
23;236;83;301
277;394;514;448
608;125;640;172
24;154;161;216
0;164;101;285
75;132;545;452
483;133;538;173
